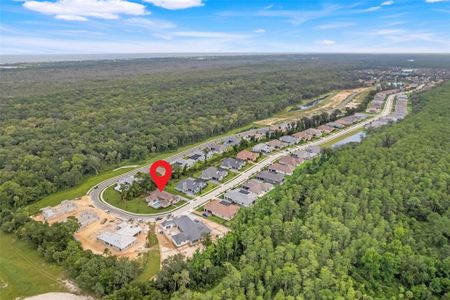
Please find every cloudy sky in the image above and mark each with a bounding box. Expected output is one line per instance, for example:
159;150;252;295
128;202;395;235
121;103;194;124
1;0;449;54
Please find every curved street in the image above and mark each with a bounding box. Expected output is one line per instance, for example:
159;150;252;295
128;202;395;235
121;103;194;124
88;92;396;221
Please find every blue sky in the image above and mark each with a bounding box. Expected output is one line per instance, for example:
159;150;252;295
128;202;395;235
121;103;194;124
1;0;449;54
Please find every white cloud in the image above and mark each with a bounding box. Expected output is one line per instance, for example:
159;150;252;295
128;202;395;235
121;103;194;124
124;17;176;30
254;29;266;33
143;0;203;10
23;0;146;21
317;39;336;45
364;0;394;12
426;0;449;2
173;31;248;39
316;21;355;30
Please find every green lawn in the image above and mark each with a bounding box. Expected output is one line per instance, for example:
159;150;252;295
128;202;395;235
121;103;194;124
200;181;218;196
137;248;160;281
0;232;67;300
27;122;260;213
103;186;187;214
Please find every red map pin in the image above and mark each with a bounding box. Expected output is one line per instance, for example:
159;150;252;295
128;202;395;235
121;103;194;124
149;160;172;191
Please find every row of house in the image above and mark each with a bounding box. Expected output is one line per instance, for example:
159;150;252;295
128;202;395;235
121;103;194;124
366;90;396;113
366;93;408;129
207;146;321;219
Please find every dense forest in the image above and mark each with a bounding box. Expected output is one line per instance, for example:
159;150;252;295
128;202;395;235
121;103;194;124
104;81;450;299
1;57;364;208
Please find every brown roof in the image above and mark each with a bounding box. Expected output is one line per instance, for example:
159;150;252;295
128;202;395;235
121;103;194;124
292;131;313;140
268;163;295;175
204;199;240;220
266;139;288;148
317;125;335;133
146;191;178;206
237;150;259;161
242;179;273;195
278;155;303;167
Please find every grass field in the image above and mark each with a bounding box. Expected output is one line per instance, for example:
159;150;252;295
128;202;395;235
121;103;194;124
137;247;160;281
0;232;67;300
27;123;259;214
103;186;187;214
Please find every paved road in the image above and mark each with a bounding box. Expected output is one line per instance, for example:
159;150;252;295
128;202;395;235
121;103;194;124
88;92;396;221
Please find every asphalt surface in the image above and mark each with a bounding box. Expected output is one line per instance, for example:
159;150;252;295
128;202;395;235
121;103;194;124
88;92;396;221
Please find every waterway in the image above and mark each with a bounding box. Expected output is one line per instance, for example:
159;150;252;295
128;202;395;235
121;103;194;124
332;131;366;149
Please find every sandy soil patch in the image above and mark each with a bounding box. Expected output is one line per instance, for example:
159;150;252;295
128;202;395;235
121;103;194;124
23;292;94;300
34;196;149;260
255;87;369;126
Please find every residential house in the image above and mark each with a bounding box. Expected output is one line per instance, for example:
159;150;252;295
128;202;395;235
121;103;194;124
336;117;353;126
171;158;195;170
278;155;304;167
97;223;142;251
326;122;345;129
279;135;299;145
317;124;335;134
176;178;207;195
41;207;57;220
292;131;313;141
114;176;136;192
160;215;210;247
292;150;313;160
255;171;285;185
266;139;288;149
307;145;322;155
268;163;295;175
223;137;241;147
224;189;257;207
146;190;180;209
204;200;240;220
208;143;227;155
269;122;291;133
252;143;273;154
304;128;322;137
221;158;246;170
237;150;259;162
201;167;228;181
242;179;273;196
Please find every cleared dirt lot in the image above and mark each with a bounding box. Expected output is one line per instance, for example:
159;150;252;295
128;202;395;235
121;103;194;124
255;87;370;126
34;196;151;260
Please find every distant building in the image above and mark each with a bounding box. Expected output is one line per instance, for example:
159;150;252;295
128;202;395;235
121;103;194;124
279;135;300;145
115;176;137;192
146;190;180;209
236;150;259;162
252;143;273;153
317;125;335;134
204;199;240;220
292;131;313;141
278;155;304;168
176;178;207;195
208;143;227;155
200;167;228;181
41;200;78;220
326;122;345;129
266;139;288;149
223;137;241;147
224;188;257;207
221;158;246;170
255;171;285;185
268;163;295;175
304;128;322;138
242;179;273;196
292;150;314;160
160;215;211;247
307;145;322;155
